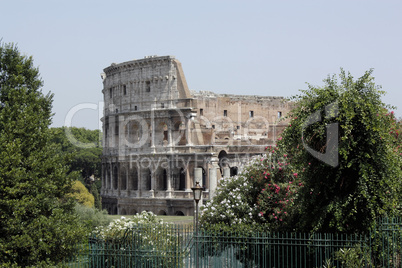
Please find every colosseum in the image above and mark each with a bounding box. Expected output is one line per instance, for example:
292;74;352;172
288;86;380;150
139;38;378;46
100;55;291;215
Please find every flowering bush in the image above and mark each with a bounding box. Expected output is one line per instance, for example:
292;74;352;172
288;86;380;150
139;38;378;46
92;211;188;267
200;149;303;232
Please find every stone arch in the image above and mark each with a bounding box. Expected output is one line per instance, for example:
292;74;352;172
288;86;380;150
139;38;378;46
156;168;168;190
218;150;229;175
155;121;169;147
120;208;127;215
124;116;149;148
130;208;138;215
158;210;167;215
173;120;186;146
175;211;185;216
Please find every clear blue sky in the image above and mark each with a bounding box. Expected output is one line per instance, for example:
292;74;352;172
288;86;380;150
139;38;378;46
2;0;401;130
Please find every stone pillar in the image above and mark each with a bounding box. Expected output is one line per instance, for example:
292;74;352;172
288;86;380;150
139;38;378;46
168;119;173;151
151;105;155;152
209;167;218;199
194;167;203;215
194;168;203;185
185;167;191;192
137;167;141;195
150;169;155;198
186;117;192;146
109;161;113;190
167;159;172;198
223;167;230;178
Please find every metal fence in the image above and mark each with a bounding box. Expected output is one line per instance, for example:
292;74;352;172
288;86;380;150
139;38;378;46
63;219;402;268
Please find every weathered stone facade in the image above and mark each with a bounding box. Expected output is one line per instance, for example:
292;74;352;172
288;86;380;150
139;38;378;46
101;55;291;215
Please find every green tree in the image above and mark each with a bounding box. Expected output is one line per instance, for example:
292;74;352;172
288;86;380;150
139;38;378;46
49;127;102;178
68;180;95;208
49;126;103;209
279;69;402;233
201;69;402;236
0;42;85;266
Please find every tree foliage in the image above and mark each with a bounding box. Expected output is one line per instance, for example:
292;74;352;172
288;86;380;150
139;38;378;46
201;69;402;235
49;126;102;209
279;69;402;233
0;42;85;266
68;180;95;208
49;126;102;178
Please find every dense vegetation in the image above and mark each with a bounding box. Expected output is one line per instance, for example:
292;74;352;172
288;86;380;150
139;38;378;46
0;42;86;266
50;126;102;209
201;69;402;234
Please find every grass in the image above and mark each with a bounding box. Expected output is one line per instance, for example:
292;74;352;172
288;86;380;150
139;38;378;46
107;214;193;224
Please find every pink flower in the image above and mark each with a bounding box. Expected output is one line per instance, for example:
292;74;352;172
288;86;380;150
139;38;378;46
293;173;298;177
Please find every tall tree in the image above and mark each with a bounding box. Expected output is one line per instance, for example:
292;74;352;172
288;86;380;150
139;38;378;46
49;126;102;208
0;42;85;266
279;69;402;233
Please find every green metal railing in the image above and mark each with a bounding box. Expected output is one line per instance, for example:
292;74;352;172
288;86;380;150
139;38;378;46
63;219;402;267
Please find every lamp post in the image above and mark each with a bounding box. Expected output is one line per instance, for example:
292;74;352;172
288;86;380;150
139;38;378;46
192;181;203;268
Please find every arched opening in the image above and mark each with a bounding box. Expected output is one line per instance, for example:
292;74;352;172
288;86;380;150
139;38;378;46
120;208;127;215
113;206;118;215
179;168;186;190
230;166;238;176
156;122;168;146
130;209;138;215
130;167;138;190
143;169;151;190
126;121;141;144
173;121;186;146
218;150;229;174
175;211;185;216
158;210;167;215
162;169;167;190
120;166;127;190
113;165;118;190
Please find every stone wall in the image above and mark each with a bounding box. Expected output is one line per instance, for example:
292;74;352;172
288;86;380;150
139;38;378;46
100;55;292;216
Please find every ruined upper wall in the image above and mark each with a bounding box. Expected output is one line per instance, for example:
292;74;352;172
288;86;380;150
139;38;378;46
102;56;192;114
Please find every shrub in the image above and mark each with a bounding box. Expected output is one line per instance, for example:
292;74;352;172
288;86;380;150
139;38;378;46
68;180;95;208
200;150;302;233
74;203;111;232
91;211;188;267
